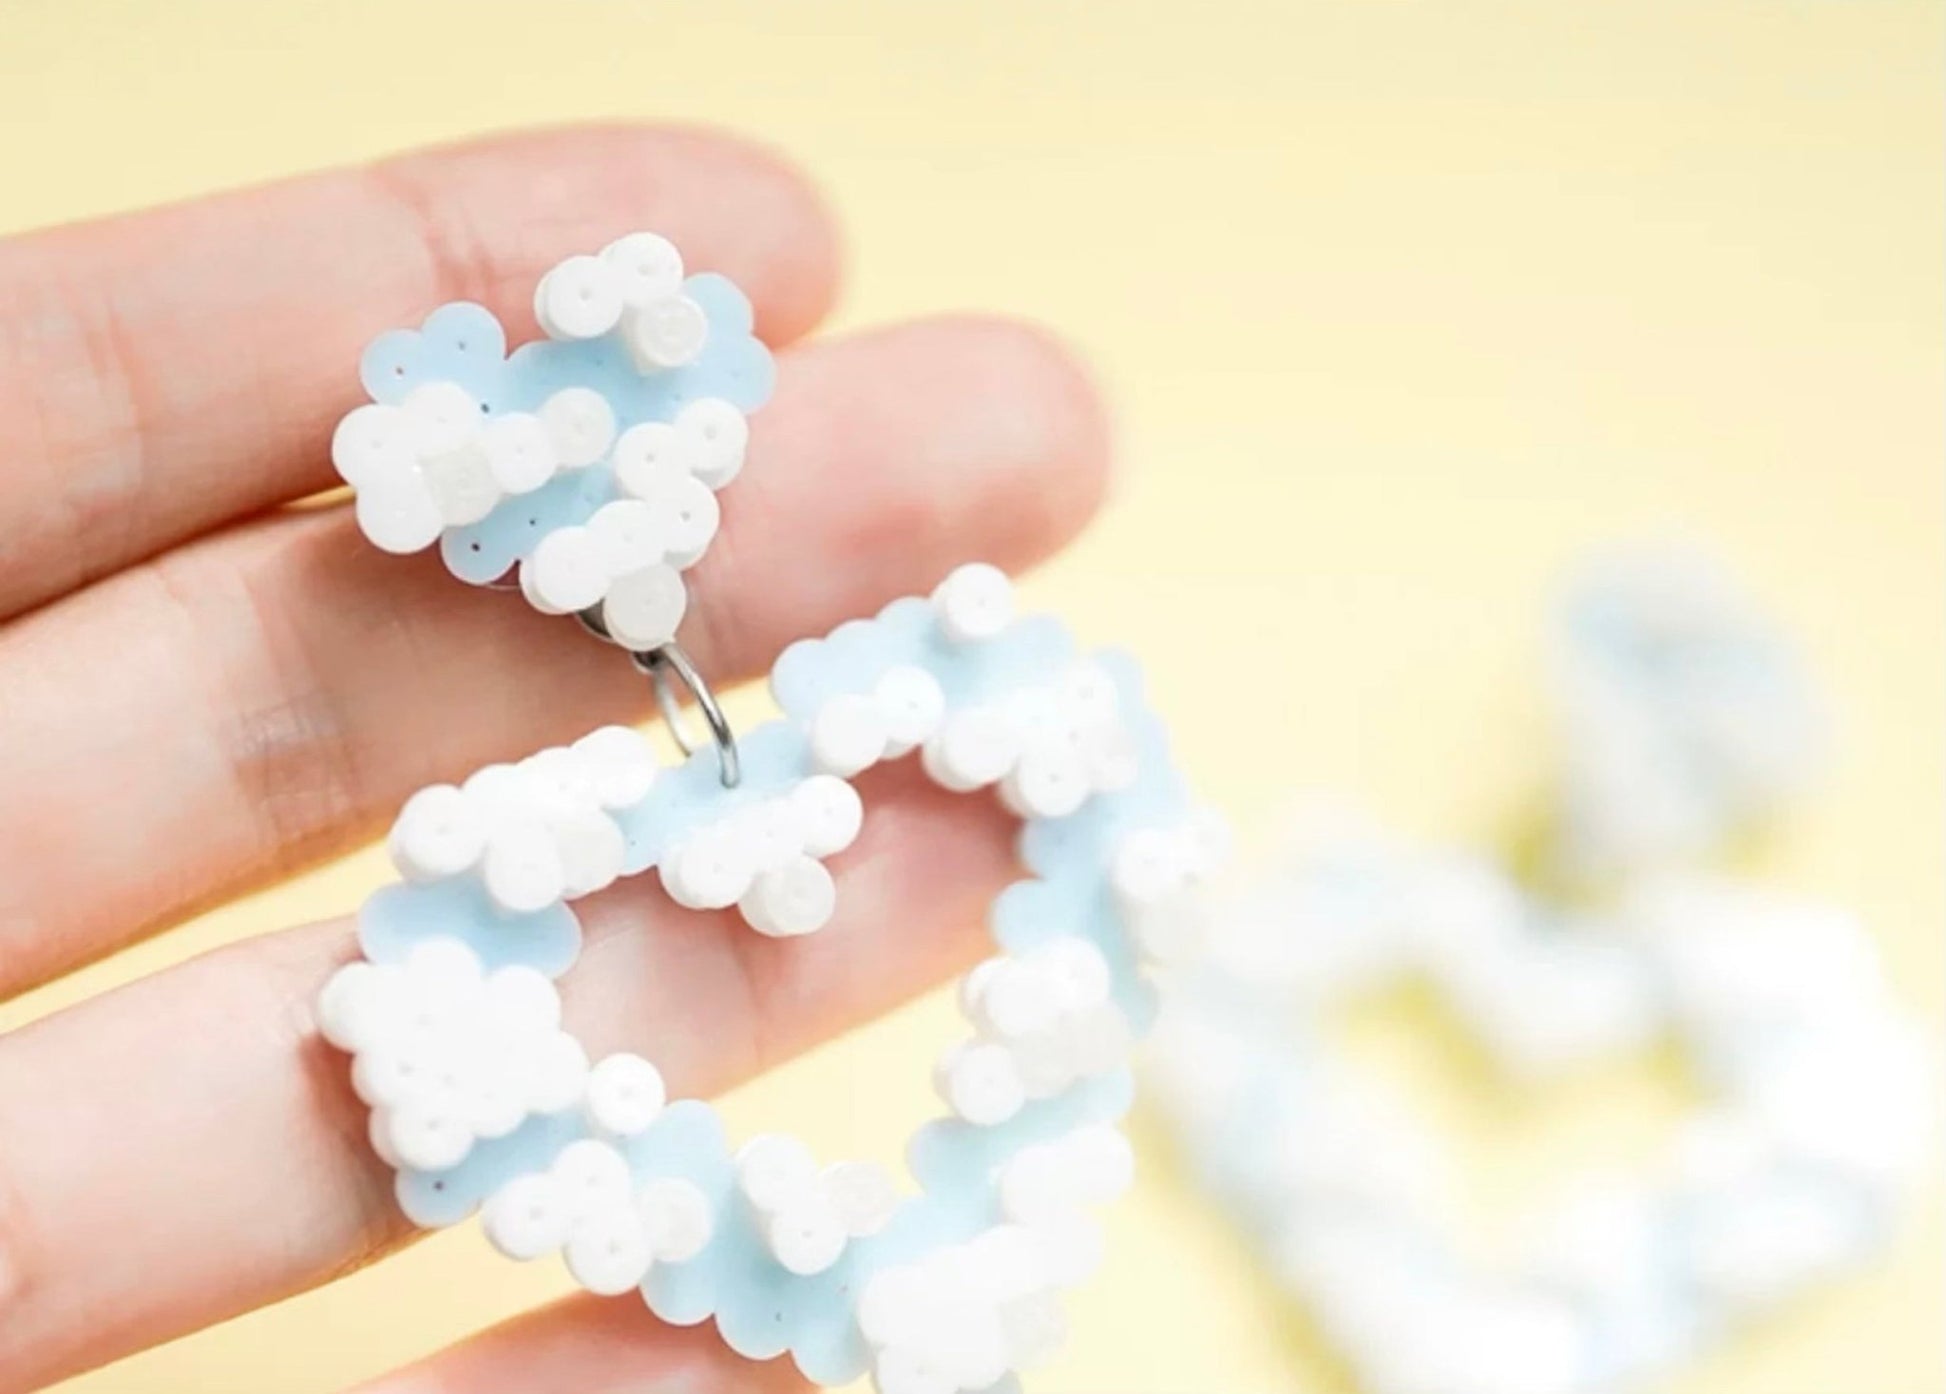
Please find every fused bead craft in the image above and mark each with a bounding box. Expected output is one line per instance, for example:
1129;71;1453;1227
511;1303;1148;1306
1148;808;1937;1394
323;237;1216;1388
331;232;771;654
325;564;1215;1389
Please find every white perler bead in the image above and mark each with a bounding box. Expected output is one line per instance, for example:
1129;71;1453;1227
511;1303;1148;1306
485;387;748;642
572;725;661;808
625;293;711;372
675;397;750;489
531;234;709;371
655;776;859;936
584;1052;668;1137
735;1135;899;1275
334;386;563;555
921;707;1019;792
740;855;838;938
521;523;614;615
566;1204;656;1296
534;253;625;340
943;940;1133;1116
1106;810;1228;962
810;693;890;777
320;939;587;1172
858;1224;1076;1393
736;1133;821;1212
539;386;618;468
516;497;694;648
481;1135;717;1296
998;1125;1135;1223
823;1159;901;1236
611;397;751;498
601;563;689;651
533;235;709;373
386;731;655;912
388;784;488;881
479;411;558;494
875;665;948;756
601;232;685;308
639;1175;716;1262
933;1041;1027;1126
791;774;865;857
907;657;1141;818
931;563;1015;644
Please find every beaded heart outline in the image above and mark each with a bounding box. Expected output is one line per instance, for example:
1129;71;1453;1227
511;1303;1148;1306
316;234;1222;1393
322;579;1219;1391
1150;815;1936;1394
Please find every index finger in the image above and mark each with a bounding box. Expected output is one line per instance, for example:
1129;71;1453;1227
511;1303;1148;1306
0;124;841;618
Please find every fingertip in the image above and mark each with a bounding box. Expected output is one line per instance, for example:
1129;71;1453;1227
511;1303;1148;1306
375;122;844;348
615;123;847;346
925;313;1114;568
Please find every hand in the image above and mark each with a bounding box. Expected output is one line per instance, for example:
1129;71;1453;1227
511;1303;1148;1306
0;125;1108;1393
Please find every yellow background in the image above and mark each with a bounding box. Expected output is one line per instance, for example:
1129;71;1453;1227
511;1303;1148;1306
1;1;1939;1390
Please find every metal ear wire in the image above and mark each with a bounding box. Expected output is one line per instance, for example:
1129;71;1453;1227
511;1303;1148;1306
575;609;740;788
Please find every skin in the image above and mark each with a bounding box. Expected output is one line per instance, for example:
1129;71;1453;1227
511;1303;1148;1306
0;125;1112;1394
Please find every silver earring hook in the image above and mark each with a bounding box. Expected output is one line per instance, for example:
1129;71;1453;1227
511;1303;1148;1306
574;609;740;788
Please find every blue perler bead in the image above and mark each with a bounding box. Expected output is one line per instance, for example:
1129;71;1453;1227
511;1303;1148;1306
615;719;814;876
359;877;581;978
397;1109;588;1228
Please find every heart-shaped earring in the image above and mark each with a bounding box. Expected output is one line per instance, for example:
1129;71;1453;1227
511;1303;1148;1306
332;232;770;652
1150;814;1935;1394
1148;551;1931;1394
318;235;1220;1392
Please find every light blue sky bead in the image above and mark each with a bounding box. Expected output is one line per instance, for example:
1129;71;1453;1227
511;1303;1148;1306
396;1109;589;1228
360;302;512;406
633;1103;736;1327
921;613;1077;708
441;467;617;583
358;878;581;978
769;600;1080;721
987;877;1154;1030
907;1070;1137;1200
644;1151;864;1369
616;720;812;874
358;274;770;414
633;1102;858;1368
701;1213;809;1362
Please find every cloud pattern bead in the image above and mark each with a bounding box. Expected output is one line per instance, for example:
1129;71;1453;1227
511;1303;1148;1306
320;940;588;1172
388;727;656;914
935;940;1135;1126
341;234;772;643
652;773;861;936
319;568;1207;1389
481;1135;717;1296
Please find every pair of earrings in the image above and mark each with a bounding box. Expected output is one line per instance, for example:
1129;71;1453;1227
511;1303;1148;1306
319;234;1217;1392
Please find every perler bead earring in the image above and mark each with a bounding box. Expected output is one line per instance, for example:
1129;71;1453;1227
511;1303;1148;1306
320;234;1222;1391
